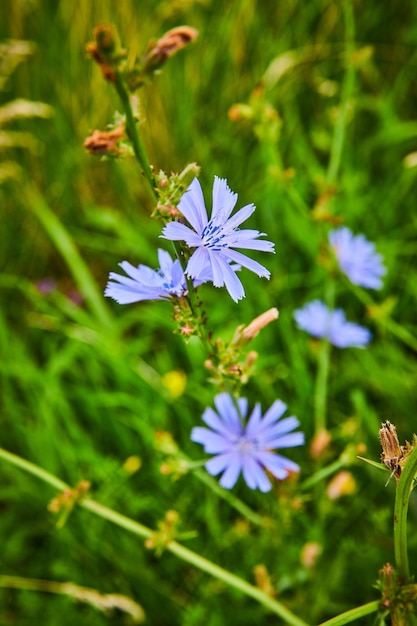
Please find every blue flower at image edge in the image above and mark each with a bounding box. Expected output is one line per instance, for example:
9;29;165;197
329;227;386;289
294;300;371;348
105;248;191;303
162;176;275;302
191;393;304;492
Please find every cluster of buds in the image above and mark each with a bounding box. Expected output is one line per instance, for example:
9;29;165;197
377;563;417;623
86;24;198;91
152;163;200;221
48;480;91;528
229;84;281;146
205;308;278;387
154;430;189;481
144;510;181;556
172;294;206;339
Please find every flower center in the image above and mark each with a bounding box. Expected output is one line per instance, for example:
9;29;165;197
201;219;226;250
235;436;258;455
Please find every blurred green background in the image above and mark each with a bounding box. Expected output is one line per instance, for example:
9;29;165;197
1;0;417;624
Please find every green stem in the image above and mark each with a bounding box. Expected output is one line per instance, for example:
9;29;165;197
0;447;309;626
393;443;417;581
299;458;345;492
113;72;155;195
317;601;380;626
313;280;336;434
326;0;355;185
113;73;213;355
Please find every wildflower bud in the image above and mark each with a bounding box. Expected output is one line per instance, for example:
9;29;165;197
93;24;117;55
300;542;322;569
178;162;200;185
204;359;216;374
48;489;72;513
377;563;402;612
245;350;258;369
142;26;198;73
165;510;179;527
253;564;276;597
86;24;123;82
145;510;181;555
123;455;142;474
309;428;332;460
162;370;187;398
228;103;254;122
160;463;170;476
241;308;279;341
158;177;169;188
180;322;195;337
326;470;356;500
83;123;125;156
76;480;91;496
154;430;179;455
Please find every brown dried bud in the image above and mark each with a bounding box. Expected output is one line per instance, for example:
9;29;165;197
86;25;120;82
380;420;403;482
84;124;125;156
93;24;116;55
143;26;198;71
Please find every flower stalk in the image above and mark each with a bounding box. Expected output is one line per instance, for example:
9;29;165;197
394;440;417;581
317;601;380;626
0;446;308;626
112;71;155;194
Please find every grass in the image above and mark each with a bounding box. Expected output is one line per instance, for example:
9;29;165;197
1;0;417;624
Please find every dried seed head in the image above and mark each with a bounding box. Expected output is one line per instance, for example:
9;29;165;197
379;420;403;482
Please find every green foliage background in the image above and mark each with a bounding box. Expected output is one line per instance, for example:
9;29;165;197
1;0;417;624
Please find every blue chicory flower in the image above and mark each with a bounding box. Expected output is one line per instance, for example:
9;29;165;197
161;176;275;302
191;393;304;492
105;248;197;303
294;300;371;348
329;227;386;289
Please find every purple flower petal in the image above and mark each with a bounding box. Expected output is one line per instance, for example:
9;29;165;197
329;227;386;290
191;394;304;492
105;249;210;304
162;176;275;302
294;300;371;349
